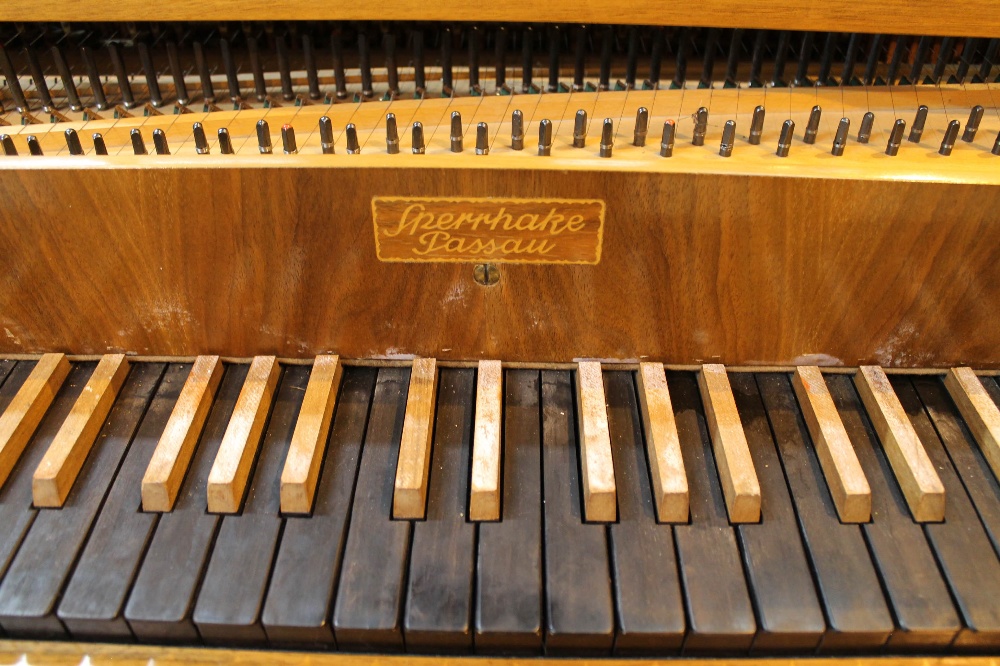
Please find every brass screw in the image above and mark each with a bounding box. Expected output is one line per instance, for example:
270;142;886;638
473;263;500;286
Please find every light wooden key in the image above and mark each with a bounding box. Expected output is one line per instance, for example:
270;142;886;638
469;360;503;521
575;361;617;522
636;362;689;523
206;356;280;513
944;367;1000;485
792;366;871;523
393;357;439;519
141;356;223;512
32;354;130;508
0;353;70;490
854;365;945;522
697;364;761;523
280;354;343;514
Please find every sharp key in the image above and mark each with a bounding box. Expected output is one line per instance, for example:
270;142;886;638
495;25;508;92
81;47;108;110
257;119;273;154
993;131;1000;156
0;135;15;156
538;118;552;156
511;109;524;150
247;36;267;102
412;28;426;95
625;27;639;90
724;28;744;88
391;358;438;520
281;124;297;155
440;26;453;94
384;114;398;154
672;28;689;88
771;30;791;86
51;46;82;112
303;34;321;100
633;107;648;147
24;48;53;112
862;34;884;85
331;29;347;99
573;25;586;91
719;120;735;157
749;105;765;145
92;133;108;156
904;35;932;85
384;29;399;97
450;111;463;152
193;42;215;104
939;120;960;156
599;118;613;158
469;25;482;92
522;26;534;93
318;116;335;155
660;120;675;157
748;30;766;87
599;26;613;91
886;119;905;156
692;107;708;146
840;33;860;85
108;44;136;109
885;35;907;85
219;38;241;102
547;25;560;92
0;45;28;113
166;42;189;106
192;122;210;154
930;37;955;84
817;32;836;86
804;105;821;144
411;122;425;154
131;129;147;155
276;36;294;101
777;119;795;157
574;363;616;522
476;122;489;155
346;124;360;154
832;117;850;156
218;128;234;154
794;31;814;87
469;361;502;521
573;109;587;148
153;129;170;155
962;105;984;142
65;129;83;156
909;105;928;143
699;28;720;88
648;28;664;89
858;111;874;144
137;42;163;107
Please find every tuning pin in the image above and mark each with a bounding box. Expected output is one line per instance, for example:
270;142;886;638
857;112;874;144
660;120;675;157
25;48;53;112
193;123;210;155
633;107;649;147
108;44;136;110
0;135;17;156
719;120;736;157
319;116;336;155
804;106;821;145
0;46;27;113
476;122;489;155
777;119;795;157
51;46;83;112
909;105;928;143
538;119;552;156
26;136;43;156
92;133;108;156
749;106;765;146
692;107;708;146
65;129;84;156
939;119;960;156
963;105;984;142
450;112;463;153
831;118;850;156
256;120;273;154
993;131;1000;156
886;119;906;156
131;129;148;155
282;125;298;155
573;110;588;148
153;129;170;155
384;114;398;154
137;42;163;107
412;122;425;154
346;124;361;154
511;110;524;151
600;118;614;158
218;128;234;155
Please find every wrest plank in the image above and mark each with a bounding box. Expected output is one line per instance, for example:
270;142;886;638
792;366;871;523
392;358;439;520
696;364;760;523
0;354;70;490
575;361;617;522
280;355;342;514
32;354;129;508
469;360;502;521
635;362;688;523
854;366;945;522
207;356;280;514
142;356;223;512
943;367;1000;485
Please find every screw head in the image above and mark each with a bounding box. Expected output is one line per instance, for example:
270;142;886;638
473;263;500;286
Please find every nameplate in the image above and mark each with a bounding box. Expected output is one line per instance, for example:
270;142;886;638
371;196;605;264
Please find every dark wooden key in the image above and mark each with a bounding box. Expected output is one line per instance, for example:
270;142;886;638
892;376;1000;651
475;369;543;654
826;373;961;651
56;363;191;640
404;368;476;652
604;371;685;654
0;363;164;638
756;373;893;652
541;370;614;655
123;364;250;643
668;371;755;654
729;373;826;653
0;360;16;390
263;367;377;647
194;366;308;645
332;367;411;651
